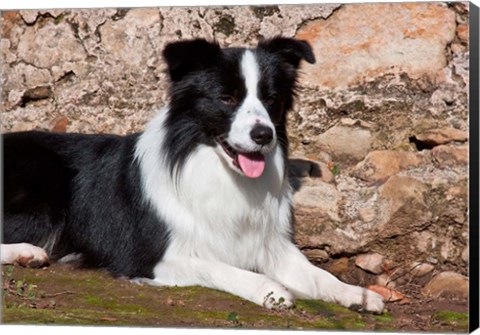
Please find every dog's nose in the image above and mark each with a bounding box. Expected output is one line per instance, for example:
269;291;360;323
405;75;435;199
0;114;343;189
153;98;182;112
250;124;274;145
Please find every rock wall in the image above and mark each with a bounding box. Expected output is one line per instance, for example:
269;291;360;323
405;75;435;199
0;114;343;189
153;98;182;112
1;3;470;294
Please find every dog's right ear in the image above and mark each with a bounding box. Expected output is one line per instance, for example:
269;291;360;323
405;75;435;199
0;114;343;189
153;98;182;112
163;39;221;82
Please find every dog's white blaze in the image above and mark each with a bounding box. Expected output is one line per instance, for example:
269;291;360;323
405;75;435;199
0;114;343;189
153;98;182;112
242;50;260;97
228;50;275;152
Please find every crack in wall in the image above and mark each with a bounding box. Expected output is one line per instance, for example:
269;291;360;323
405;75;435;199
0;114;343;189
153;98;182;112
295;4;343;35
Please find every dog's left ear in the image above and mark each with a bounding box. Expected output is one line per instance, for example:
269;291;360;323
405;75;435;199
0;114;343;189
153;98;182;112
163;39;222;82
258;37;316;68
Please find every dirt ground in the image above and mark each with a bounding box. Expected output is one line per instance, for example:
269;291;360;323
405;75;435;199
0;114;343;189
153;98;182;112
1;261;468;332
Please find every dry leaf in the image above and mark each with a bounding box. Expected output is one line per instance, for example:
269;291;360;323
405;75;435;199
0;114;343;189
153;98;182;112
367;285;405;302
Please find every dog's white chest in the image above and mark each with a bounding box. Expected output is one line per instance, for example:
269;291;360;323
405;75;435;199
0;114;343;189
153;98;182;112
158;145;292;270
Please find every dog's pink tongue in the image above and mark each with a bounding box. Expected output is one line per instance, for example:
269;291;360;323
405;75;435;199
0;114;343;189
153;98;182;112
237;152;265;178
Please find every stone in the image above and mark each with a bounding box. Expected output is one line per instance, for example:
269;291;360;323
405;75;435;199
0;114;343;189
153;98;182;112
99;8;161;67
1;39;16;64
317;162;335;183
316;151;333;165
352;150;423;182
51;116;69;133
439;240;454;261
19;10;39;24
293;182;341;221
17;20;87;69
314;125;372;164
456;24;468;44
340;117;373;128
294;206;364;256
302;249;329;263
7;90;24;107
461;247;468;262
22;86;52;102
451;52;470;87
432;144;468;167
377;274;396;289
446;185;466;201
377;176;431;238
410;262;435;278
422;271;468;299
327;257;350;275
259;4;339;38
358;207;376;223
450;42;467;53
296;3;456;88
414;127;468;146
355;253;385;274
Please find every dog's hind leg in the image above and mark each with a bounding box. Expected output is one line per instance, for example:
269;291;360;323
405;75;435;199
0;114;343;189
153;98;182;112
1;243;50;268
142;256;295;309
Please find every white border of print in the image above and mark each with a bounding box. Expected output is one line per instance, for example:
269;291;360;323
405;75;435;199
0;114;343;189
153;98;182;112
0;2;478;335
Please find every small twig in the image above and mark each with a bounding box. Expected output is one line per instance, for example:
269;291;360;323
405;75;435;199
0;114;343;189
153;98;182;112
42;290;75;298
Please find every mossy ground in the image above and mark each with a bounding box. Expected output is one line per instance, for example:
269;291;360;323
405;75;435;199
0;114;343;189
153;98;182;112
1;264;469;332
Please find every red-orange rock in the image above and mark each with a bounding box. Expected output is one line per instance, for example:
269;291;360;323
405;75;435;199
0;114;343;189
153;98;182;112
296;3;456;88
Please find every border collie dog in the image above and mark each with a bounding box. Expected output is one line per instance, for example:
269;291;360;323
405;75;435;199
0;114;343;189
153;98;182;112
2;37;384;312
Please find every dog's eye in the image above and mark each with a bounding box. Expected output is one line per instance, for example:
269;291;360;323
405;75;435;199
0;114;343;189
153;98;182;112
265;96;276;106
221;95;238;106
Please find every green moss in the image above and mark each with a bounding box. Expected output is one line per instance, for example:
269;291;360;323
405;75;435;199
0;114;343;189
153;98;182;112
2;264;468;332
296;299;352;315
433;310;468;328
294;300;372;330
84;295;102;305
373;311;394;323
371;311;395;330
3;307;94;325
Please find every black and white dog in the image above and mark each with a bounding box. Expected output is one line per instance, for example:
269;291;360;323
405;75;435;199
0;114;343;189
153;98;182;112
1;37;384;312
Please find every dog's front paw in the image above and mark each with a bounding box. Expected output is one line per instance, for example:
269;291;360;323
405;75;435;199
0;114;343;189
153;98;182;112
349;288;385;314
259;282;295;310
4;243;50;268
337;284;385;314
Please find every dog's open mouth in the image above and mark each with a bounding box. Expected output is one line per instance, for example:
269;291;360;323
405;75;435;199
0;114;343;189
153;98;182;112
217;137;265;179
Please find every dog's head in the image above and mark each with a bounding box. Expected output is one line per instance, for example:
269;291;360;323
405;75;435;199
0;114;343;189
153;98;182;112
162;37;315;178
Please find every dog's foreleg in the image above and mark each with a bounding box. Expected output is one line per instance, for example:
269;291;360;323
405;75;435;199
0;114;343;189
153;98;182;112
149;256;295;309
264;242;385;313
